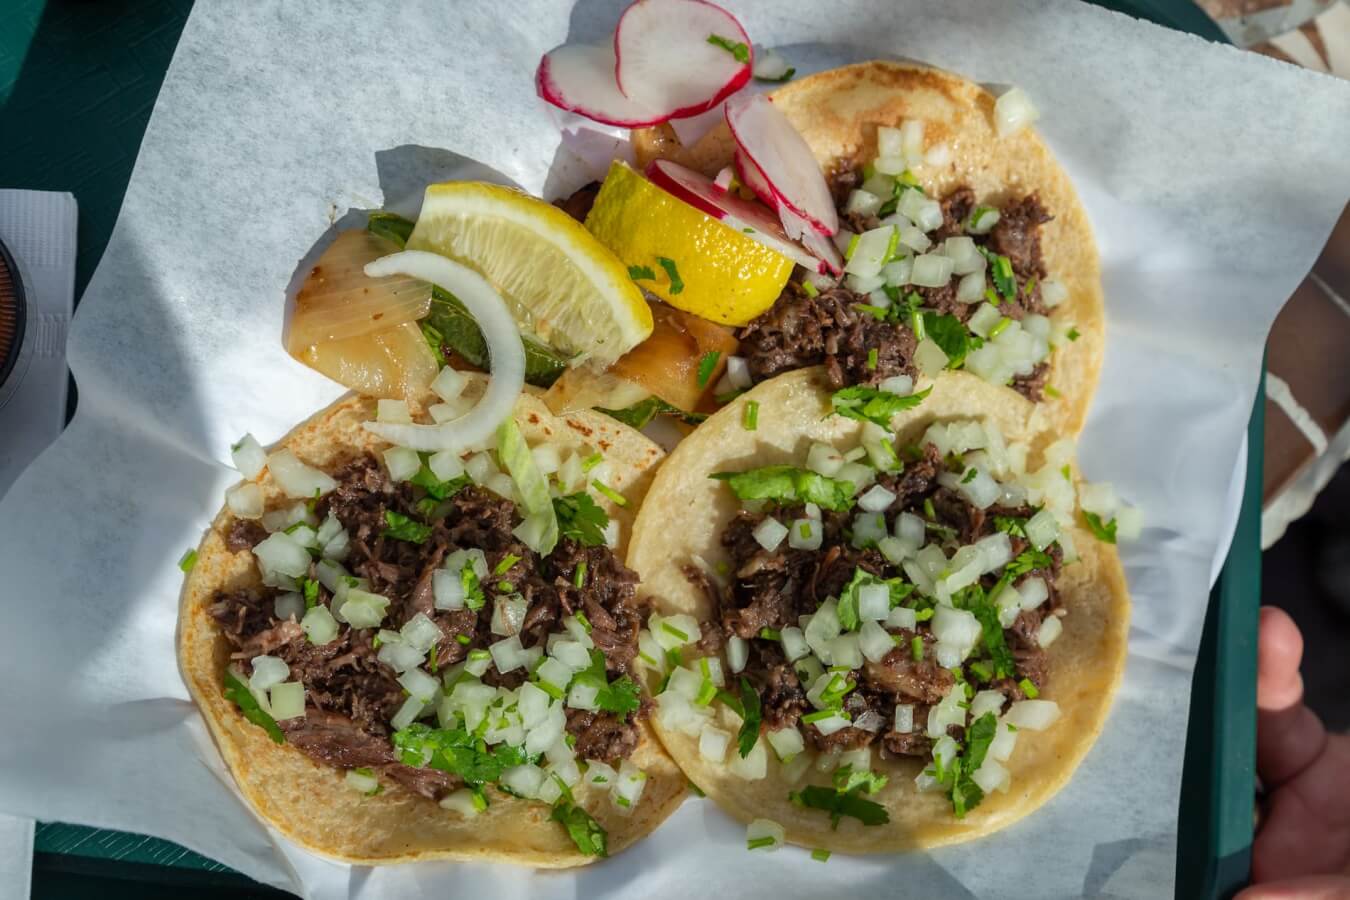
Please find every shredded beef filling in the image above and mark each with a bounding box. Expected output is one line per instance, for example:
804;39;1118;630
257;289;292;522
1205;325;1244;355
738;173;1056;401
690;448;1063;759
210;455;648;800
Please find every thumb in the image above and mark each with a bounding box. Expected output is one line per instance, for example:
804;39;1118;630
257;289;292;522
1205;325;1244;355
1257;607;1325;788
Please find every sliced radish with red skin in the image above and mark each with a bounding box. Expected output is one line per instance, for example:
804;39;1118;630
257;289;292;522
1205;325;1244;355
733;150;776;208
645;159;827;272
797;223;844;275
726;92;839;237
537;44;667;127
615;0;752;119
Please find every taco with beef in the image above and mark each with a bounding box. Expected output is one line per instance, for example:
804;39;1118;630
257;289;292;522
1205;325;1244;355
625;367;1129;852
178;373;686;866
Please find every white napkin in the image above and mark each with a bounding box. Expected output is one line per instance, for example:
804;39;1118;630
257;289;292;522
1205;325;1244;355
0;188;76;900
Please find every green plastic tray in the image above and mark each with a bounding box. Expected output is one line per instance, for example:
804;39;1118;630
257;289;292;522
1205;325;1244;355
0;2;1255;897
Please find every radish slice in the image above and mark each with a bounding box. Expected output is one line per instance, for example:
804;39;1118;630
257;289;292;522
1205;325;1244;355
615;0;752;119
361;252;524;452
733;150;776;208
726;93;838;237
646;159;826;273
536;44;666;127
790;212;845;275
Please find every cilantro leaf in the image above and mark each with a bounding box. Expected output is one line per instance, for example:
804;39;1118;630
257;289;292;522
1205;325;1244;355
410;464;470;500
830;385;932;428
551;796;608;857
301;577;320;609
224;670;285;745
420;321;446;366
711;466;856;512
706;33;750;62
736;677;762;758
696;350;721;388
832;765;888;795
978;247;1017;301
789;785;890;828
836;568;915;632
461;564;486;611
392;723;531;785
993;516;1027;538
572;650;642;720
922;312;980;369
628;264;656;282
553;492;610;547
656;256;684;295
947;712;998;818
1083;511;1118;544
958;584;1016;679
383;510;433;544
1005;548;1054;579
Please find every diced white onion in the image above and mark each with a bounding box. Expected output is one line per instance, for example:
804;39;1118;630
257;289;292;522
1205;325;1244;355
1019;577;1049;611
886;606;917;630
858;484;896;513
957;271;986;303
267;449;337;499
994;86;1040;137
894;704;914;734
894;221;932;254
927;690;967;738
378;639;427;673
566;680;601;712
253;531;311;580
1116;505;1144;541
914;337;949;376
614;760;647;811
844;188;883;218
491;594;529;637
231;434;268;480
226;483;265;520
765;727;805;761
1004;699;1061;731
753;516;789;552
729;740;768;780
744;818;785;851
1036;614;1064;648
811;713;852;736
806;442;845;477
269;682;306;721
1040;278;1068;308
771;627;805;664
989;722;1018;762
1024;508;1060;551
651;613;702;650
973;757;1011;794
699;725;731;762
301;605;339;645
845;225;898;279
429;366;469;403
858;583;891;621
665;666;703;701
882;257;912;287
381;447;420;483
726;634;749;673
859;620;896;663
249;656;290;692
970;690;1006;721
932;606;980;657
341;590;390;629
439;788;481;816
836;462;876;495
489;635;527;673
968;303;1002;339
501;763;546;800
851;511;888;548
398;668;440;702
910;253;954;287
274;592;305;621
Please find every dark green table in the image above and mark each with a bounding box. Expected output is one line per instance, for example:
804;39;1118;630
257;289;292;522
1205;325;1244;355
0;2;1257;898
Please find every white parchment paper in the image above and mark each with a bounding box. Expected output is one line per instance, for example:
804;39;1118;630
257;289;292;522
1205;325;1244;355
2;1;1349;897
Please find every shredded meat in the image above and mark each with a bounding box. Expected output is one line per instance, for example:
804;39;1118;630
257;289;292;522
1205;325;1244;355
225;519;268;553
736;283;918;390
988;194;1052;280
210;453;649;799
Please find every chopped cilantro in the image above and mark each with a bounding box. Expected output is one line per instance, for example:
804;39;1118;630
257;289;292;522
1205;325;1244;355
461;564;485;611
1084;511;1118;544
573;561;588;589
830;385;932;428
789;784;889;828
836;568;914;633
301;577;320;609
551;796;608;857
911;635;924;661
495;554;520;575
224;670;284;744
979;247;1017;301
811;848;831;862
696;350;721;388
736;677;762;758
383;510;433;544
747;836;776;850
866;348;879;370
801;280;819;298
961;467;977;484
420;321;446;366
711;466;856;512
832;765;888;795
410;465;470;501
758;627;781;641
922;312;981;369
743;400;759;431
994;515;1028;537
1066;327;1081;341
456;633;471;646
628;264;656;282
1060;463;1072;481
1019;677;1040;699
1044;385;1062;399
572;649;642;720
657;256;684;295
178;548;198;573
554;492;610;546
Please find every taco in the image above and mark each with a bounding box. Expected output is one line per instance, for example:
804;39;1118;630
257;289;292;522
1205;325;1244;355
625;367;1128;852
178;374;686;866
632;59;1104;438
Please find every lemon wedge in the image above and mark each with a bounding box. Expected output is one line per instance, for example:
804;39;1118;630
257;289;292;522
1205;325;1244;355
583;161;794;326
408;182;652;366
